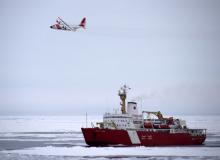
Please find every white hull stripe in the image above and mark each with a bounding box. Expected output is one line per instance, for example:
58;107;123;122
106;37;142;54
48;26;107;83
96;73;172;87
127;130;141;144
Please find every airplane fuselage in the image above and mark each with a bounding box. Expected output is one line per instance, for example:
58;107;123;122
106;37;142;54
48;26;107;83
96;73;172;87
50;24;80;31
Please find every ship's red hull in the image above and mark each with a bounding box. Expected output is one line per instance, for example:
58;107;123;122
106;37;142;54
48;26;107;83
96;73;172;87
81;128;206;146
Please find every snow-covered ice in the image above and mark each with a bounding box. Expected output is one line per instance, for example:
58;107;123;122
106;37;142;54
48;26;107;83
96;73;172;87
3;146;220;157
0;115;220;160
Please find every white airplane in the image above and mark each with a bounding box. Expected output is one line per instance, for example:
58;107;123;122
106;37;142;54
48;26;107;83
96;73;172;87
50;17;86;31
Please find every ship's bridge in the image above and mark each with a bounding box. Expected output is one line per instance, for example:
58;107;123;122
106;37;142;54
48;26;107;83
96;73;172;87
103;112;142;130
103;113;135;129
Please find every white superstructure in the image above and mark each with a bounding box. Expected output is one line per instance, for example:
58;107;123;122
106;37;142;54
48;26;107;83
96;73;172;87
98;85;188;131
103;101;143;130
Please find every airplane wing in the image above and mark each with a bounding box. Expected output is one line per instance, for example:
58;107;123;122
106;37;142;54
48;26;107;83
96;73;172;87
57;17;74;31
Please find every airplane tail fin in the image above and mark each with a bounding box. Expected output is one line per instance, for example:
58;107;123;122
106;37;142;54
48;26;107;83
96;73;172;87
79;17;86;29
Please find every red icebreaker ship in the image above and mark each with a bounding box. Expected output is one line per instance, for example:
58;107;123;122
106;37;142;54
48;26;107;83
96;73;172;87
81;85;206;146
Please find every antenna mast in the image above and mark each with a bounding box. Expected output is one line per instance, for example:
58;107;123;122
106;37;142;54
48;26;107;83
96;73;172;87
118;85;130;114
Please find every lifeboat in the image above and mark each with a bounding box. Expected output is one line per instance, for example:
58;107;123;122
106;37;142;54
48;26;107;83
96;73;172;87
144;121;153;128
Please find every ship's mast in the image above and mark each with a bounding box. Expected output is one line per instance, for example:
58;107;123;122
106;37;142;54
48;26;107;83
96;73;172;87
118;85;130;114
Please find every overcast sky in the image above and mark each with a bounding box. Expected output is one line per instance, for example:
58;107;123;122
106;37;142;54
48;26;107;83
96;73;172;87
0;0;220;115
